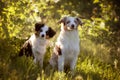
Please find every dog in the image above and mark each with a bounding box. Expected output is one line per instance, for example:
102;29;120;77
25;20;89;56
49;16;82;72
19;22;56;68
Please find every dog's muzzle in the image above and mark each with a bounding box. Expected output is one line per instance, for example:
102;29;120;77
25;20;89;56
41;34;45;38
71;24;75;29
67;24;77;30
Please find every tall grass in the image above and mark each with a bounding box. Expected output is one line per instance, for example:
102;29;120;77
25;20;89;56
0;36;120;80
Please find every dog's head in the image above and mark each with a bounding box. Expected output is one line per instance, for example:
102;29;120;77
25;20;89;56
35;22;56;39
58;16;82;31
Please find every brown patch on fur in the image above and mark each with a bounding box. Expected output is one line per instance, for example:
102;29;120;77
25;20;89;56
46;27;56;39
54;45;62;55
35;22;44;37
35;31;40;37
58;17;67;25
76;17;83;26
19;40;33;57
63;25;68;31
49;45;61;68
35;23;44;31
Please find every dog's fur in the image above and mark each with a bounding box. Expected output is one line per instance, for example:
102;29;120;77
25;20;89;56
49;16;82;72
19;22;56;68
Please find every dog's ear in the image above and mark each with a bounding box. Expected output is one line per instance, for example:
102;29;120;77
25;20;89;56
58;17;67;24
76;17;83;26
47;27;56;38
35;23;44;31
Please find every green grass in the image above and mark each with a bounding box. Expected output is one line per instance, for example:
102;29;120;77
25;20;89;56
0;38;120;80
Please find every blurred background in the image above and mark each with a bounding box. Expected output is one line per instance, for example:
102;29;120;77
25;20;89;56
0;0;120;80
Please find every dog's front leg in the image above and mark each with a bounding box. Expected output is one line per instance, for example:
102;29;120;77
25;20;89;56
35;53;44;69
70;56;78;72
58;55;64;72
34;56;43;69
39;56;44;69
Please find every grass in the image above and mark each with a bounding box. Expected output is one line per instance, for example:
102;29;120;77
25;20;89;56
0;38;120;80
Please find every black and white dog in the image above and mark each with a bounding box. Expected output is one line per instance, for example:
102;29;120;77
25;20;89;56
19;22;56;68
49;16;82;72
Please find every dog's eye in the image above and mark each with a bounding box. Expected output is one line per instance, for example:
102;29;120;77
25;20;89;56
74;20;77;24
66;21;70;24
46;31;49;35
40;29;42;32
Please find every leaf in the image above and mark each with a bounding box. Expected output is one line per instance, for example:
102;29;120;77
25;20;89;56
93;0;100;4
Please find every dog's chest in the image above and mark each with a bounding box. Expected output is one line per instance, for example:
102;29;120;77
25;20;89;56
30;35;47;54
57;31;80;55
34;40;46;52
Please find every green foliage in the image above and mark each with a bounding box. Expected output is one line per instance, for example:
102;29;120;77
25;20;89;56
0;0;120;80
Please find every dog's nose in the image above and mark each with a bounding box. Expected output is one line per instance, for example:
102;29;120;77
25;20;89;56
71;24;74;28
41;34;44;37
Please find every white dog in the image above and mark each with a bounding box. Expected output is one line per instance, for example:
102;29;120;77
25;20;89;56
19;22;56;68
49;16;82;72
